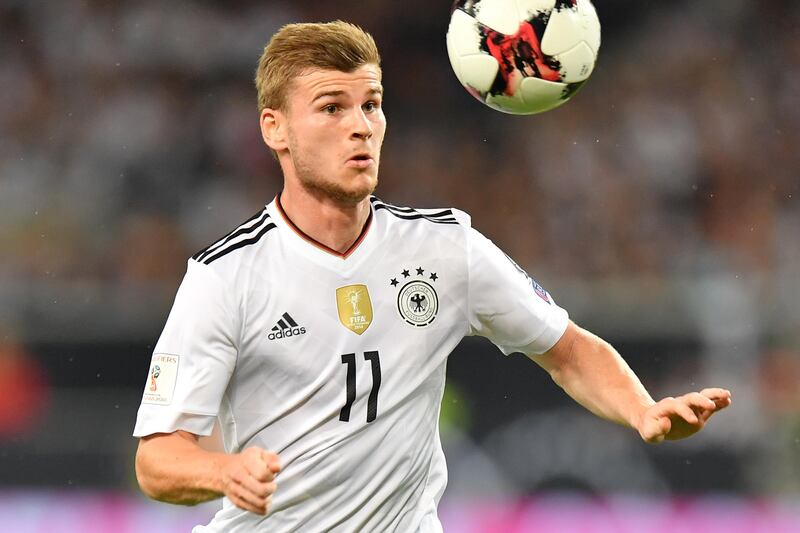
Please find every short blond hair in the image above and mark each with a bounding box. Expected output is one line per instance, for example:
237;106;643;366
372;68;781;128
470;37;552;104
255;21;381;112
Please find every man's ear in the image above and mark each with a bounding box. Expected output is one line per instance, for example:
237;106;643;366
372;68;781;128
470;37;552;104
260;108;288;151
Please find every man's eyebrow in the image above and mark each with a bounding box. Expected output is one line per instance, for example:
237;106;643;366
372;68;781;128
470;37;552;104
311;90;345;103
311;87;383;103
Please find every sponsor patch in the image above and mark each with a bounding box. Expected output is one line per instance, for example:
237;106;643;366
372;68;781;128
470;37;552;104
142;353;180;405
267;312;307;340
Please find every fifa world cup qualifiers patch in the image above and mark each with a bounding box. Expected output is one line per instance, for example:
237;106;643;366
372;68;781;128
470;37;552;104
142;354;180;405
390;266;439;327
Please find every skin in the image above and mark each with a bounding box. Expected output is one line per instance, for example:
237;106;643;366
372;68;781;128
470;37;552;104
532;322;731;444
260;64;386;253
135;63;731;515
137;430;280;515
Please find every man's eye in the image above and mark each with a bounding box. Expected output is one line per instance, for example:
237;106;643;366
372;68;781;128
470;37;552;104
323;104;338;114
363;101;379;112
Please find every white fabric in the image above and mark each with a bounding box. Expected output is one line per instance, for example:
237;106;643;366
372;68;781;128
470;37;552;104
134;198;568;532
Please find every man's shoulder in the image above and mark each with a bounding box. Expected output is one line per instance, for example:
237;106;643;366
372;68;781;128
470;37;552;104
370;196;471;229
190;205;275;268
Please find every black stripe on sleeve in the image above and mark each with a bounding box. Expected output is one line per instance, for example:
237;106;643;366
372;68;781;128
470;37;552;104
370;197;455;218
201;222;277;265
384;206;456;219
370;196;459;224
192;209;269;261
372;203;458;224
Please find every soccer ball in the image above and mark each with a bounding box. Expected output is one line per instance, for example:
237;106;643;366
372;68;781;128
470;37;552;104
447;0;601;115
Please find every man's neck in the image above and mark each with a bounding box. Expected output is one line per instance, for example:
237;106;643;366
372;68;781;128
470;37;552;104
278;186;372;255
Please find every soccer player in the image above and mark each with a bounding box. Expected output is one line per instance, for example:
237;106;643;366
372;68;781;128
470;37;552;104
133;21;731;532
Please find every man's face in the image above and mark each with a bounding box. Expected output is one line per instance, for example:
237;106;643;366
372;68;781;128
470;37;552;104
279;64;386;205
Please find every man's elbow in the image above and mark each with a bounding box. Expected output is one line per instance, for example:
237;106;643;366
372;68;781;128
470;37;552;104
134;438;217;506
135;442;184;503
135;446;163;501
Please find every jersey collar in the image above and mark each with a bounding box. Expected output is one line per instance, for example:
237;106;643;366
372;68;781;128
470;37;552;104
270;193;376;265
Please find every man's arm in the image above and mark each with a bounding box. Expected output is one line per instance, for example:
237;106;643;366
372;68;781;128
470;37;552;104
531;321;731;443
135;430;281;514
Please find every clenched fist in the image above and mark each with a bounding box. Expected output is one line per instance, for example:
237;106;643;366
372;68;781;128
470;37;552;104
220;447;281;515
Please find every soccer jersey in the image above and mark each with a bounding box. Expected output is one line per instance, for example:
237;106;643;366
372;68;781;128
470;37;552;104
133;195;569;532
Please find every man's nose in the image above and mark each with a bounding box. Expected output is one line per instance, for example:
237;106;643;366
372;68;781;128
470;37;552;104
350;108;373;140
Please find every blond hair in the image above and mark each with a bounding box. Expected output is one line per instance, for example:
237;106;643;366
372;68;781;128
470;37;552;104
255;20;381;111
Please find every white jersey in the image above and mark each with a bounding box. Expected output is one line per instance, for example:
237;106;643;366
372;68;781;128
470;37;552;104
133;196;568;532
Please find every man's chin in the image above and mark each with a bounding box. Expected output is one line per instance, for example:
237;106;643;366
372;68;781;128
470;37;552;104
329;188;373;206
301;175;378;207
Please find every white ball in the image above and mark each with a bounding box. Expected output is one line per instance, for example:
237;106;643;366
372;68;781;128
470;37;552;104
447;0;601;115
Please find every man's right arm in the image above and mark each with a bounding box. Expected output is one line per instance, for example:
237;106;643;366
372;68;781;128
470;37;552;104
135;430;281;515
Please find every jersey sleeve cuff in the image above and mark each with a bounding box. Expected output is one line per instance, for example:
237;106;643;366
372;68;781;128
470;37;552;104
496;306;570;356
132;407;217;438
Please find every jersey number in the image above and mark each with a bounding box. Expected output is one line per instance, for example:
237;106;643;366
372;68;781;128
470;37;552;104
339;351;381;423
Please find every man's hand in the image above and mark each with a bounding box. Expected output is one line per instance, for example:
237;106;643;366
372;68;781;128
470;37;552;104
637;388;732;443
220;447;281;515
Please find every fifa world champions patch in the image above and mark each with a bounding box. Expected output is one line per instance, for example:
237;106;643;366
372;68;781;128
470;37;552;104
142;353;180;405
336;284;374;335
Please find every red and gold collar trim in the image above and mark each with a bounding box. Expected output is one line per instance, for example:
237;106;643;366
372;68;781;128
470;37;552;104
275;194;373;259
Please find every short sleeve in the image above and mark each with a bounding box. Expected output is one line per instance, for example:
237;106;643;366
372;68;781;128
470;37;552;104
467;227;569;355
133;259;238;437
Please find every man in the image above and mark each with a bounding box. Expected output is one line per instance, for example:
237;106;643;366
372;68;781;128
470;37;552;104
133;21;731;532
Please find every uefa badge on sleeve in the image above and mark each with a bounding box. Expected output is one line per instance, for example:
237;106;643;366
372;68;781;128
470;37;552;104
390;266;439;327
530;277;551;304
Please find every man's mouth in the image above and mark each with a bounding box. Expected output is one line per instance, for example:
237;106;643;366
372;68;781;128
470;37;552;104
346;153;374;168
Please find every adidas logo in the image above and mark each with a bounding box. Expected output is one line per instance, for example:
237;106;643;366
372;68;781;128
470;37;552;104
268;312;307;340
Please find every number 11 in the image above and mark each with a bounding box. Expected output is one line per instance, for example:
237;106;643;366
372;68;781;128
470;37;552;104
339;350;381;423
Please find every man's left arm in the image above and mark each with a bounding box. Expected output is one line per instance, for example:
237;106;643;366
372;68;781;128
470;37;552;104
531;321;732;443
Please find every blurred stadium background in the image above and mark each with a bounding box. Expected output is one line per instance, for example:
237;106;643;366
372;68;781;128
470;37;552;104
1;0;799;531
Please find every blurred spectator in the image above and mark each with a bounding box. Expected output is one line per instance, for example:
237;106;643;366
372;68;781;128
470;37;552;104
750;346;800;493
2;0;798;284
0;328;48;438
